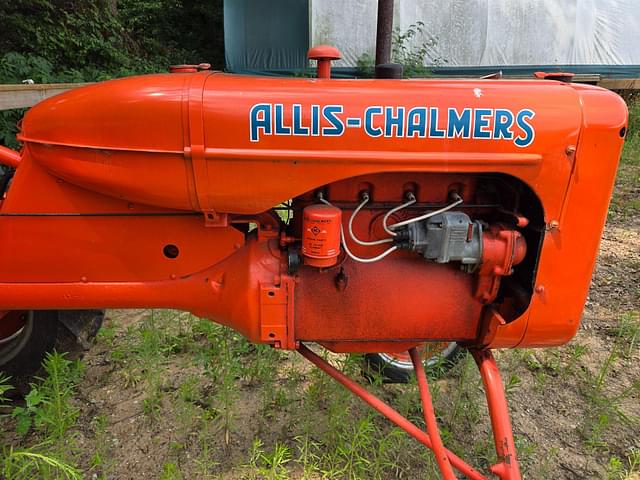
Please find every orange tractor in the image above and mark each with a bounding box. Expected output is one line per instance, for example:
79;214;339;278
0;48;627;479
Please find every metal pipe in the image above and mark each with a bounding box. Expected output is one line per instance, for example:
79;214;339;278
298;343;487;480
472;349;522;480
375;0;394;66
409;347;457;479
0;146;20;169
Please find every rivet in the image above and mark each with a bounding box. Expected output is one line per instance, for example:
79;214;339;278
535;285;545;294
549;220;559;230
565;145;576;156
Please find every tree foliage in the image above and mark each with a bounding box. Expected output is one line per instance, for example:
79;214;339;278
0;0;224;78
0;0;223;147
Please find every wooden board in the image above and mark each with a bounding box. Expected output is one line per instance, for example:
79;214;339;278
1;76;639;113
598;78;640;90
0;83;90;110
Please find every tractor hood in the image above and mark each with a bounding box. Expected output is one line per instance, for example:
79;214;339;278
18;71;626;216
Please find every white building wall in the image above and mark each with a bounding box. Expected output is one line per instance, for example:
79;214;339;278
311;0;640;67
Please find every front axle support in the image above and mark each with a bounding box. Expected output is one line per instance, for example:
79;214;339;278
298;344;521;480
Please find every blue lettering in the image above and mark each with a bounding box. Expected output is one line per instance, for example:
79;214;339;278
406;108;427;138
292;104;309;135
250;103;272;142
429;108;446;138
322;105;344;136
473;109;492;139
514;109;535;147
385;107;405;137
274;104;291;135
447;108;471;138
311;105;320;136
364;106;383;137
250;103;535;146
494;109;514;140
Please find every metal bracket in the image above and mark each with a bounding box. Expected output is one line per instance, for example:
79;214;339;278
259;276;297;349
204;211;228;227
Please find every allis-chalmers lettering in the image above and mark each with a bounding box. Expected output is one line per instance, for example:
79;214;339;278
250;103;536;147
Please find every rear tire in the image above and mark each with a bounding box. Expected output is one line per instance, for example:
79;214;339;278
1;310;103;395
0;311;59;391
364;342;464;383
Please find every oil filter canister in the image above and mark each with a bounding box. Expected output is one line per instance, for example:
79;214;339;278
302;204;342;267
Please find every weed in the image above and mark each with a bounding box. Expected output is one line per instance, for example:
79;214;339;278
96;319;117;348
194;436;220;478
532;370;548;393
160;461;183;480
580;346;640;452
356;21;445;78
530;447;559;479
584;412;612;451
177;374;203;404
0;373;13;404
203;325;237;444
607;447;640;479
88;414;113;480
1;445;81;480
447;354;482;428
248;439;292;480
294;434;321;478
11;351;83;439
1;353;84;479
504;374;522;395
142;388;163;417
513;436;538;470
329;415;377;478
392;21;446;76
614;312;640;358
594;348;617;393
560;344;588;379
610;101;640;221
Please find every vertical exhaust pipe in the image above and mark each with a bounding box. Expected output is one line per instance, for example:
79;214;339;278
374;0;403;80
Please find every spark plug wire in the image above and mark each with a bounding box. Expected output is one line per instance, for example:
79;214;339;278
387;194;464;231
319;196;398;264
348;193;394;246
382;192;417;236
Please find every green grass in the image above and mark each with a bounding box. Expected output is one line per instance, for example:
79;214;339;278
610;99;640;221
1;448;82;480
1;352;84;479
607;448;640;479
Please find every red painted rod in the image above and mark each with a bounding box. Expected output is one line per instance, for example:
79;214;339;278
0;145;20;169
472;350;522;480
409;347;457;480
298;344;487;480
